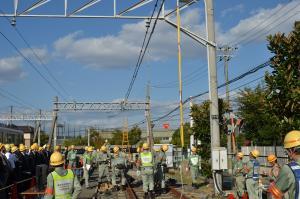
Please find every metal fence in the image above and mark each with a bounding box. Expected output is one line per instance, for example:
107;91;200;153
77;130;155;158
241;146;289;166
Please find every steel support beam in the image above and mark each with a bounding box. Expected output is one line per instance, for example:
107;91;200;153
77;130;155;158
54;101;148;111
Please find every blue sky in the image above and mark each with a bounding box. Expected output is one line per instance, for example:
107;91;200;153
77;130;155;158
0;0;299;132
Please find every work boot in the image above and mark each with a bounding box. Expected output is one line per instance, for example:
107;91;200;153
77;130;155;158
112;185;118;192
144;192;148;199
150;191;155;199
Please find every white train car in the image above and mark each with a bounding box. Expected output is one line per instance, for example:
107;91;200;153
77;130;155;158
0;125;24;145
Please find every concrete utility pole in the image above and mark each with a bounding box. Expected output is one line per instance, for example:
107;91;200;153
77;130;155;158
88;128;90;146
10;106;13;125
48;96;58;148
219;45;237;174
145;83;153;147
189;99;195;151
204;0;221;193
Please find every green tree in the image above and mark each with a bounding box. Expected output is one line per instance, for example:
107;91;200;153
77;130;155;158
191;99;227;160
237;85;281;145
265;25;300;133
110;130;123;145
191;99;227;177
171;123;192;147
64;135;88;146
128;126;142;145
90;129;105;148
40;131;49;146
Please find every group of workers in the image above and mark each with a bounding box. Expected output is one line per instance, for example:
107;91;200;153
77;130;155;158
45;142;171;199
1;129;299;199
0;142;52;198
232;130;300;199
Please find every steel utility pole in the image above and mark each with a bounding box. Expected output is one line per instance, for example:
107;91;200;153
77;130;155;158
176;0;185;148
204;0;221;193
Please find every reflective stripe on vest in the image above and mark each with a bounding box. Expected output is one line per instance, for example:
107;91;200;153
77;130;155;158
190;156;199;166
252;160;260;181
141;152;153;167
52;169;74;199
288;161;300;199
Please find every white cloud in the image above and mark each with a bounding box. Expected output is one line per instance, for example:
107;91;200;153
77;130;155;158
52;1;299;69
0;56;25;84
21;47;49;63
53;8;206;69
217;1;300;45
221;4;244;17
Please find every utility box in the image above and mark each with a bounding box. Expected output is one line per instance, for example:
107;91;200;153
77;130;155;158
212;147;228;170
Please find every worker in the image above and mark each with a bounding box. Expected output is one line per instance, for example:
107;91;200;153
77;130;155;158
111;146;127;191
139;143;155;198
67;145;77;172
266;154;281;182
155;144;168;194
233;152;245;198
187;146;201;189
244;149;260;199
0;143;11;199
44;151;81;199
54;145;61;153
269;130;300;198
83;146;93;189
97;145;111;185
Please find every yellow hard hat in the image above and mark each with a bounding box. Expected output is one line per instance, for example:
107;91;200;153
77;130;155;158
10;144;15;147
113;146;120;153
38;147;43;152
267;154;277;163
162;144;169;152
70;145;75;150
100;145;107;152
136;147;141;153
237;152;244;158
284;130;300;149
154;148;160;152
191;146;197;152
11;146;18;153
19;145;26;152
5;144;11;151
250;149;260;158
84;146;88;151
87;146;93;152
0;143;4;150
54;145;61;151
142;143;149;150
50;152;64;166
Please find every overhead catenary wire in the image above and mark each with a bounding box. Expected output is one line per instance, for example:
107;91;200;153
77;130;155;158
124;0;166;101
0;31;67;100
230;2;300;46
0;88;38;109
150;60;270;123
0;8;70;99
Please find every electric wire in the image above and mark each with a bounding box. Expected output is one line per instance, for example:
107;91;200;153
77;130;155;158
0;8;70;99
231;2;300;46
0;31;67;100
0;88;38;109
124;0;166;101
